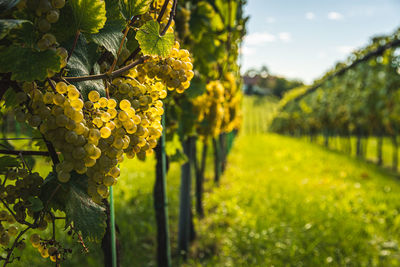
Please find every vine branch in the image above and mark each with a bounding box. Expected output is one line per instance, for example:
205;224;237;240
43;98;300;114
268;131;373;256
60;56;147;82
0;150;50;157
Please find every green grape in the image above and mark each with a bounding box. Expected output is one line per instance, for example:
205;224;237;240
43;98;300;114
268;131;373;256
53;93;65;106
103;176;114;186
71;99;84;110
119;99;131;110
97;184;108;198
72;147;86;160
67;86;80;100
98;97;108;108
57;170;70;183
38;18;51;32
107;99;117;109
46;9;59;23
55;114;68;127
37;38;50;51
42;33;56;45
52;0;65;9
88;91;100;102
55;82;68;94
100;127;111;139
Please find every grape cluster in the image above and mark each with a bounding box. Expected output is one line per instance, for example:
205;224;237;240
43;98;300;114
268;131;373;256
30;232;70;262
0;166;47;250
152;0;175;31
14;78;167;202
193;81;225;137
135;42;194;93
17;0;68;72
221;72;242;132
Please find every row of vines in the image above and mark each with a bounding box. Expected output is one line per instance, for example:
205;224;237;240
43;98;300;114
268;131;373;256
271;27;400;170
0;0;246;266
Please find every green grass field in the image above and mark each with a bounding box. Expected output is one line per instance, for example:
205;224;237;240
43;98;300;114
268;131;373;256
12;96;400;266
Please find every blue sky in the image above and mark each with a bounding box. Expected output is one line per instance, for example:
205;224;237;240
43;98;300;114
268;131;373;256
241;0;400;83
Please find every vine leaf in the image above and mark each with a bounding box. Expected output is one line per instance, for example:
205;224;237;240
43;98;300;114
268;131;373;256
119;0;152;20
41;172;107;242
0;19;31;40
135;20;174;57
64;173;107;242
88;20;125;58
0;46;62;82
69;0;107;33
0;0;20;13
28;197;44;212
66;35;105;99
0;156;20;172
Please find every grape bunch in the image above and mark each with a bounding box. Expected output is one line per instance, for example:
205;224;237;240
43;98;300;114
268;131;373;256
14;76;168;202
0;165;48;250
221;72;242;132
193;80;225;137
17;0;68;71
135;42;194;93
30;232;71;262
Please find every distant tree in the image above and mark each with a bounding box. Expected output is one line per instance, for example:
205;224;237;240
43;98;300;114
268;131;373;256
242;65;304;98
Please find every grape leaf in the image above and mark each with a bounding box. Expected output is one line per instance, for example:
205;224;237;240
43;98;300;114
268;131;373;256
119;0;152;20
65;173;106;242
0;46;62;82
41;172;107;242
0;19;31;40
69;0;107;33
0;156;20;172
0;0;20;13
135;20;174;57
88;20;125;58
185;77;205;99
66;35;105;99
28;197;44;212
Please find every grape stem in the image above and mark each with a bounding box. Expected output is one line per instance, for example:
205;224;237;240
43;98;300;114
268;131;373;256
60;56;148;82
160;0;177;36
0;199;34;228
157;0;170;23
18;152;32;174
0;150;51;157
2;226;31;267
67;30;81;62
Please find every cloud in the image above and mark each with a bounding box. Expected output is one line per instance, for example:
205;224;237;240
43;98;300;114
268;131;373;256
278;32;292;43
317;51;327;59
336;45;355;54
305;12;315;20
239;46;255;56
244;32;276;45
328;11;344;20
266;17;276;24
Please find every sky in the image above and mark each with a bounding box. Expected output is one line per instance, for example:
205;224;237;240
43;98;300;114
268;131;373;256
241;0;400;84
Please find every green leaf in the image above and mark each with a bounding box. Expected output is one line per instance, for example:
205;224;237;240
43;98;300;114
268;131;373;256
136;20;174;58
28;197;44;212
0;156;20;172
3;87;16;108
0;46;62;82
69;0;107;33
0;19;31;40
186;77;206;99
88;20;125;58
119;0;152;20
65;173;106;242
41;172;107;242
66;35;105;98
0;0;20;13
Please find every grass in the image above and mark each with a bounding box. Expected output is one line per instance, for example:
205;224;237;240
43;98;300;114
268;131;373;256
9;96;400;266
